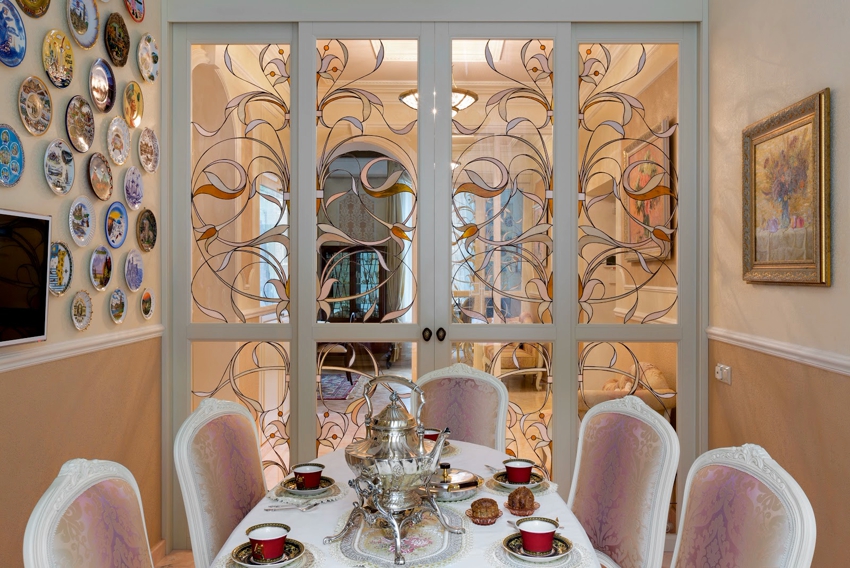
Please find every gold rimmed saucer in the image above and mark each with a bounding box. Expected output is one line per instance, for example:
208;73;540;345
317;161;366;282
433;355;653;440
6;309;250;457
231;538;304;567
501;533;573;564
492;471;546;490
280;475;334;496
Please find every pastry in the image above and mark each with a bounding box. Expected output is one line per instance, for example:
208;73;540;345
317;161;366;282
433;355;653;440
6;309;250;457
507;486;535;510
470;497;499;519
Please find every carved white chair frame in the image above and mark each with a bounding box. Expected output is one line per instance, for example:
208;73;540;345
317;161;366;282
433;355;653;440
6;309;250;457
23;458;153;568
567;395;680;568
173;398;264;568
413;362;509;453
671;443;817;568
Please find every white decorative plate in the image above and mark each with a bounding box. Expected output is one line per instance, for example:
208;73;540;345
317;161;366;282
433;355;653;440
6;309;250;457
18;76;52;136
68;195;95;246
140;288;154;319
107;116;131;165
109;287;126;323
49;242;74;296
44;139;75;195
89;245;112;290
67;0;99;50
137;32;159;83
124;248;143;291
71;289;93;330
138;127;159;172
123;166;143;209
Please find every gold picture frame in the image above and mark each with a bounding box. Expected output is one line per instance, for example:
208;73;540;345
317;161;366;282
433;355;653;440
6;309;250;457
742;89;830;285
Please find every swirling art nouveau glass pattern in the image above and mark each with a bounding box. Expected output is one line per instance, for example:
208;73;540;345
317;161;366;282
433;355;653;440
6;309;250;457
316;40;417;323
451;39;553;324
191;44;291;323
191;341;291;488
451;341;553;474
578;44;679;323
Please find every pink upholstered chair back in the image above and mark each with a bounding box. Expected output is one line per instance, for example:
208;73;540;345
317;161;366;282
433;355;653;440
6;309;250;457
567;396;679;568
24;459;154;568
671;444;816;568
414;363;509;452
174;399;267;568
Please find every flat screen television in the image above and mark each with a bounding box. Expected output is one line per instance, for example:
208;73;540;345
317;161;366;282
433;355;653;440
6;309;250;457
0;209;51;347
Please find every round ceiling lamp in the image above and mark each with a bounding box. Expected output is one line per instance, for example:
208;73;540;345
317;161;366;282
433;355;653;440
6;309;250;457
399;88;478;117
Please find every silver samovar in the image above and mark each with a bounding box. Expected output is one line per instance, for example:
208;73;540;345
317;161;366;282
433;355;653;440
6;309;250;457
323;376;465;565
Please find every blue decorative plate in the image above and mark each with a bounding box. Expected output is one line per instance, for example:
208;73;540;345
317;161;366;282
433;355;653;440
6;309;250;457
105;201;128;248
0;0;26;68
124;248;143;291
0;124;24;187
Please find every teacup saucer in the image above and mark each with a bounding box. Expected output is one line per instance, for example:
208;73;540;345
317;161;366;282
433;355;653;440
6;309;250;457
492;471;545;490
501;533;573;564
280;475;335;496
231;538;305;567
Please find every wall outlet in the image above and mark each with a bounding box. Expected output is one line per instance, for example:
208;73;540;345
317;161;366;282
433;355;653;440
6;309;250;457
714;364;732;385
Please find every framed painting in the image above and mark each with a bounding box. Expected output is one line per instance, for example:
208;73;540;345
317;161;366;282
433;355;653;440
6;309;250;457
621;120;673;262
742;89;830;285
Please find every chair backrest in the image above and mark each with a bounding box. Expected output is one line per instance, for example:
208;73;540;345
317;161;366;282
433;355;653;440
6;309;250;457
174;398;267;568
23;458;154;568
671;444;816;568
414;363;509;452
567;395;679;568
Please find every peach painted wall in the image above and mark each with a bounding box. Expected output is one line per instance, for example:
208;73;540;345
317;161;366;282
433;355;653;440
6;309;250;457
0;338;162;567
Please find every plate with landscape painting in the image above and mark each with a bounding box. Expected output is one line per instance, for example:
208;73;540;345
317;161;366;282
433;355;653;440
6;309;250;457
105;201;127;248
0;124;24;187
123;81;143;127
49;241;73;296
88;152;113;200
68;195;95;246
71;289;92;331
16;0;50;18
44;139;75;195
18;76;52;136
107;116;130;165
137;32;159;83
89;58;116;112
109;287;126;323
124;248;143;291
67;0;98;50
0;0;26;67
140;287;153;319
123;0;142;22
105;12;129;67
138;127;159;172
65;95;94;152
89;245;113;290
124;166;143;209
42;29;74;88
136;208;156;251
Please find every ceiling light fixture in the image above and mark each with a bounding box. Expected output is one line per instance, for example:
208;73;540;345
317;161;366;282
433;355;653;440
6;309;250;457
399;87;478;117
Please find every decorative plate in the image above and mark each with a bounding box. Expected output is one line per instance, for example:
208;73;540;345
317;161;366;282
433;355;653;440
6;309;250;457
48;241;74;296
107;116;130;165
501;533;573;564
504;501;540;517
492;471;546;491
123;81;143;127
16;0;50;18
43;29;74;88
71;289;93;330
123;0;141;22
138;127;159;172
88;152;113;200
89;58;116;112
67;0;98;50
140;287;153;319
231;539;305;568
136;208;156;251
136;32;158;83
465;509;503;526
68;195;95;246
18;76;52;136
123;166;142;209
44;139;75;194
65;95;94;152
104;12;129;67
0;124;24;187
89;245;112;290
124;248;143;291
280;475;335;496
104;200;127;247
0;0;26;67
109;287;126;323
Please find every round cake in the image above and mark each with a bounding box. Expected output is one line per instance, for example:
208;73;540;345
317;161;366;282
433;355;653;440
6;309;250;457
507;486;535;510
470;497;499;518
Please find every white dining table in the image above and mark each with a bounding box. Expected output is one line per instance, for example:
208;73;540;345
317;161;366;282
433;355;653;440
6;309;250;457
211;440;600;567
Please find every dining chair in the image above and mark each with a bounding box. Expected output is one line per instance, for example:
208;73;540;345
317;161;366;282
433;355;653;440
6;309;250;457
567;395;679;568
671;443;816;568
414;362;509;452
23;458;154;568
174;398;266;568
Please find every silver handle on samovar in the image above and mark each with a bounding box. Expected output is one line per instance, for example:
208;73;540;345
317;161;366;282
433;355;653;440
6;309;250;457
362;375;426;440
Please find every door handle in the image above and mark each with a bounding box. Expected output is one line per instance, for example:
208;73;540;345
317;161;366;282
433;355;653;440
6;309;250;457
436;327;446;342
422;328;432;342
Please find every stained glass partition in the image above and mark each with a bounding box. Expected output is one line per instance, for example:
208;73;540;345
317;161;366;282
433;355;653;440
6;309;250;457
190;44;292;324
577;44;679;324
451;39;554;325
316;39;418;324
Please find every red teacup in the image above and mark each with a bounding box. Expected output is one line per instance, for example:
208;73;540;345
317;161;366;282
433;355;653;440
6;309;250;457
292;462;325;490
516;517;558;553
503;458;546;484
423;428;441;441
247;523;289;562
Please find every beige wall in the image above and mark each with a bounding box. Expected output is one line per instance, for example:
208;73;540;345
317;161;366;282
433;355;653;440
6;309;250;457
709;340;848;567
0;338;162;567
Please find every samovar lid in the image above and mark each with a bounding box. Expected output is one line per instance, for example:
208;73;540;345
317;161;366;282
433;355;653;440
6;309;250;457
371;391;416;431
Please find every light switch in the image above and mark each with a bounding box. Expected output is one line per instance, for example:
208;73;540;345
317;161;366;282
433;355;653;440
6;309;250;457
714;364;731;385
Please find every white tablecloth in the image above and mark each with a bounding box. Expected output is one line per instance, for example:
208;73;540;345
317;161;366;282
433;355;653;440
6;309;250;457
211;440;600;567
